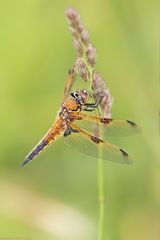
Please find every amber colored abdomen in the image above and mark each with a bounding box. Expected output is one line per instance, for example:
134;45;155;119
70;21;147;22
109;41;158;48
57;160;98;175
20;118;65;167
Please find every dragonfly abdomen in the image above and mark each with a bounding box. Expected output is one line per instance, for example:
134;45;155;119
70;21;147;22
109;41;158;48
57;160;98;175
20;139;48;168
20;118;65;167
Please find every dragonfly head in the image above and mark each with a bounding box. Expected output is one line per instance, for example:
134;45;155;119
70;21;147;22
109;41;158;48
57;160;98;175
71;89;89;105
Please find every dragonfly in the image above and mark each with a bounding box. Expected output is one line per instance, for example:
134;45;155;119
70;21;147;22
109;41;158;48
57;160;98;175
20;69;141;167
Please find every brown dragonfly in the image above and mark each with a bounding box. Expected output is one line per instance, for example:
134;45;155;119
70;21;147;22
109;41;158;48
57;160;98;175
20;70;141;167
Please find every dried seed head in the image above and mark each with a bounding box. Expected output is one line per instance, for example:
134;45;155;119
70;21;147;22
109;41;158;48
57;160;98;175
80;29;90;45
66;8;113;117
86;44;96;67
92;72;112;117
66;8;89;56
74;58;88;81
66;7;78;21
92;72;101;87
100;89;113;118
73;39;82;55
77;23;83;33
66;8;81;32
92;72;105;97
68;26;78;38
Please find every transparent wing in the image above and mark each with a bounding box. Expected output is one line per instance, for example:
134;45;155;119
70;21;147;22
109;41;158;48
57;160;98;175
101;119;142;137
64;123;133;164
71;112;142;137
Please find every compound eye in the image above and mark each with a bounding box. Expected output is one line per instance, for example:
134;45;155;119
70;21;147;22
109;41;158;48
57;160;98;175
74;93;78;97
71;92;76;98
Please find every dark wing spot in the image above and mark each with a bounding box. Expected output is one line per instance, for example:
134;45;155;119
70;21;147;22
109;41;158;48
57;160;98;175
120;148;128;157
91;136;103;144
126;120;136;126
100;118;112;124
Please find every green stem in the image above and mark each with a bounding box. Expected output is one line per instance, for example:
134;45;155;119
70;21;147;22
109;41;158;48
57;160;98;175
79;36;105;240
98;148;104;240
87;66;104;240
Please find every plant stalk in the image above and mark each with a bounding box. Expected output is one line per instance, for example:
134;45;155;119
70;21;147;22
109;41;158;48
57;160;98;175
98;148;105;240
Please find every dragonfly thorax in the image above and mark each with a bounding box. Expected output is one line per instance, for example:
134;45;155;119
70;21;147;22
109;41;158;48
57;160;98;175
59;106;71;121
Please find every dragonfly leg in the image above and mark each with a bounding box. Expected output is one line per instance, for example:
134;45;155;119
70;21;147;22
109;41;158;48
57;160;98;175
82;97;101;111
64;126;79;137
62;68;76;104
82;103;97;111
82;93;105;111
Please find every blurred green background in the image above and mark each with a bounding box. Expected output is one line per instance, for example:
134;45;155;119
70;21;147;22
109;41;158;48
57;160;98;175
0;0;159;240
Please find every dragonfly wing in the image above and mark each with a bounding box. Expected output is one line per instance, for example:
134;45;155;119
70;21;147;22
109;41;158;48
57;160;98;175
74;118;141;138
65;123;133;164
101;119;142;137
70;112;142;137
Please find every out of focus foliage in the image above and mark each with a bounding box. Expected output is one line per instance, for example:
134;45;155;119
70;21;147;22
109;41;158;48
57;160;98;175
0;0;159;240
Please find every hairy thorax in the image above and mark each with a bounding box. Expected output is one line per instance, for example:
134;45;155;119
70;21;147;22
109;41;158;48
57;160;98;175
59;98;79;122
